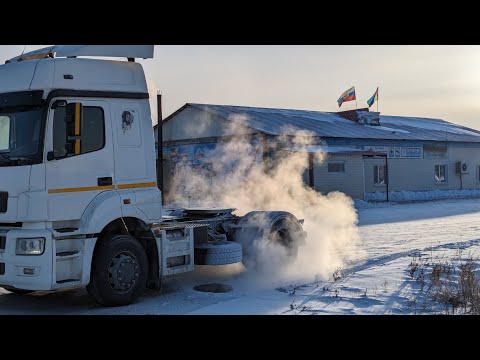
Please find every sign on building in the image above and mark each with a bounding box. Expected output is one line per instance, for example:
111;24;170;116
423;144;448;159
364;146;423;159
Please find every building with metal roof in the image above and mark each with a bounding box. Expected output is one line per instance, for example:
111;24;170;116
155;103;480;201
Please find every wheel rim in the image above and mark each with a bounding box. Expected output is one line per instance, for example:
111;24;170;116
272;228;294;251
270;219;298;257
108;251;140;295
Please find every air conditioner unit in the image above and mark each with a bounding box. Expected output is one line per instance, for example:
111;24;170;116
456;161;469;174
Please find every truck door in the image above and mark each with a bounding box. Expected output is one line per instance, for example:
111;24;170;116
45;99;115;222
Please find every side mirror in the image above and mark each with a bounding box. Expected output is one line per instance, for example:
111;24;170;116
51;100;67;109
65;102;82;155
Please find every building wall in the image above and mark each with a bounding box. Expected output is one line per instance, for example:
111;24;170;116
309;142;480;200
313;154;365;200
158;106;261;201
162;136;264;201
448;146;480;189
364;144;480;195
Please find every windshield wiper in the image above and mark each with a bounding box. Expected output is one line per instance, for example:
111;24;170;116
0;152;24;166
0;152;12;163
0;153;41;166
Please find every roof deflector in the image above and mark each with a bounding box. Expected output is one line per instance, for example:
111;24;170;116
7;45;154;63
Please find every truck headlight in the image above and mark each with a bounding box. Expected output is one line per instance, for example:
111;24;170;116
16;238;45;256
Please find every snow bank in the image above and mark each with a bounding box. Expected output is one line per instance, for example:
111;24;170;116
353;199;381;209
365;188;480;203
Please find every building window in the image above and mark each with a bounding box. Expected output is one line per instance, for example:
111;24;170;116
435;164;447;183
374;165;386;185
53;106;105;158
328;162;345;173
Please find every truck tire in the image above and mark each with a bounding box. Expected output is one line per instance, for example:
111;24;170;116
87;234;148;307
233;211;306;268
194;241;243;265
2;286;33;295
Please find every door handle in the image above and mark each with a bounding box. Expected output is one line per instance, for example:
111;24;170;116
98;177;113;186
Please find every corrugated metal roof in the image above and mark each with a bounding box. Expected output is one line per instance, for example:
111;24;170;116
182;103;480;143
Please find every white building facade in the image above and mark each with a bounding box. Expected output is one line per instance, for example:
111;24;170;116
155;104;480;201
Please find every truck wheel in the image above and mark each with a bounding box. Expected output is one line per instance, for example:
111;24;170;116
233;211;306;268
194;241;243;265
87;234;148;307
2;286;34;295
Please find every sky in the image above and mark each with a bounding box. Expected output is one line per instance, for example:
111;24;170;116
2;45;480;129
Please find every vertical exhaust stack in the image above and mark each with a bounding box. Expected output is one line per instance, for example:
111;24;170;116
157;93;163;203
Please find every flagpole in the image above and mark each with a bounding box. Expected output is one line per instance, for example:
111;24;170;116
377;87;379;112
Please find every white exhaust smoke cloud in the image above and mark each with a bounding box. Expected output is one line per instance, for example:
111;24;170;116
167;114;363;284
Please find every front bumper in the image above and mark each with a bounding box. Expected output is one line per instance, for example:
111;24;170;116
0;229;53;291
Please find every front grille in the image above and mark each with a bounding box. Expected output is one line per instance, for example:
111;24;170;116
0;236;5;250
0;192;7;213
0;263;4;275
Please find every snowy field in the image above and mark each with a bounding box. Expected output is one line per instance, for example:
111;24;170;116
2;198;480;315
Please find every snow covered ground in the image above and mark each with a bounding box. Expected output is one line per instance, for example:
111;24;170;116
2;198;480;315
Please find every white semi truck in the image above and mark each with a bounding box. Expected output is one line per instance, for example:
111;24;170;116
0;45;305;306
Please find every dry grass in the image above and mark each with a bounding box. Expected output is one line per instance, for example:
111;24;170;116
410;253;480;315
332;267;342;282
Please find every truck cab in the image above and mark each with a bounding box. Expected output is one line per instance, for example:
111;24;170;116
0;46;163;304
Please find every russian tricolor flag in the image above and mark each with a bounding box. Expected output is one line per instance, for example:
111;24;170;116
337;86;356;107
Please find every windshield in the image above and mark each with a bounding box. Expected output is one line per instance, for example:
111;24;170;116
0;108;43;165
